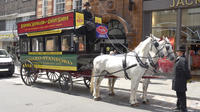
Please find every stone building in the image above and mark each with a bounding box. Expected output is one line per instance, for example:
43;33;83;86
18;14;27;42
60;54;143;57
0;0;36;51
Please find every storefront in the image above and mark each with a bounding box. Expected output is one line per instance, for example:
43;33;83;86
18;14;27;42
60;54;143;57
143;0;200;76
0;30;19;54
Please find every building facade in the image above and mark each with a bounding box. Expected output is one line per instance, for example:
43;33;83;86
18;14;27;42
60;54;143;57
36;0;88;18
143;0;200;76
0;0;36;53
36;0;142;49
89;0;143;49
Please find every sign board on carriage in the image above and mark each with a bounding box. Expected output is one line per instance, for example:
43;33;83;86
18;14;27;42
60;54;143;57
96;25;108;39
95;17;102;24
17;11;85;34
17;13;74;34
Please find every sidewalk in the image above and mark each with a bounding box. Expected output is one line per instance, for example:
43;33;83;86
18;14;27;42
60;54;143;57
100;78;200;111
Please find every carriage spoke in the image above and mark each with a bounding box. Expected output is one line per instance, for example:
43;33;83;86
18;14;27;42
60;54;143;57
59;72;73;92
47;72;60;82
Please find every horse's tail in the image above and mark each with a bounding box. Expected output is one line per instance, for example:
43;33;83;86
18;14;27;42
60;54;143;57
90;68;94;93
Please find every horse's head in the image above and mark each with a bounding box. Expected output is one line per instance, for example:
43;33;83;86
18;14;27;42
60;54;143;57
148;34;165;58
161;36;175;61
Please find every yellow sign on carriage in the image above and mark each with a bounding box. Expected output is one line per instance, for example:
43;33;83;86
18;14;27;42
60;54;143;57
75;12;84;28
95;17;102;24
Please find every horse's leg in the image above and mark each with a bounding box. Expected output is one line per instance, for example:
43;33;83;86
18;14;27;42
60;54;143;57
93;76;104;101
130;74;143;106
108;77;117;96
93;76;100;100
142;78;150;104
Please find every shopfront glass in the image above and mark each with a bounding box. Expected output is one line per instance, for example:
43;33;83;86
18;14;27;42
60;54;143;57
182;7;200;73
152;7;200;74
152;10;176;46
182;7;200;42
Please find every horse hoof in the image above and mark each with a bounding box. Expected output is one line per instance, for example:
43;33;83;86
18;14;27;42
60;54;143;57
131;103;140;107
94;97;102;101
108;93;115;96
142;101;149;104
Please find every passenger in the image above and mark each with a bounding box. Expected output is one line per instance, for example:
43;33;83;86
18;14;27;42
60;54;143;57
172;45;191;112
82;2;93;21
82;2;96;52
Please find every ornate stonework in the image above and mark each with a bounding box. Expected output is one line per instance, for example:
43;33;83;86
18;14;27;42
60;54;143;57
89;0;143;49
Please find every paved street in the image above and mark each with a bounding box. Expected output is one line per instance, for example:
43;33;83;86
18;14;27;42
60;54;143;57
0;66;199;112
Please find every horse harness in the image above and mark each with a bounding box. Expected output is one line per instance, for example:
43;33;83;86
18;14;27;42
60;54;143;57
122;53;149;80
147;53;158;73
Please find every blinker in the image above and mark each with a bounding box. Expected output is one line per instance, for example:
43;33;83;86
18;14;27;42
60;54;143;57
154;42;159;48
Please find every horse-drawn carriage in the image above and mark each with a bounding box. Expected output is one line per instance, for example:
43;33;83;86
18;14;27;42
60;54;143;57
17;11;127;91
17;10;177;106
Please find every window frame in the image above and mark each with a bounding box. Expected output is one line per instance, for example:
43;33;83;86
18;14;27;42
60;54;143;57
42;0;48;17
54;0;66;15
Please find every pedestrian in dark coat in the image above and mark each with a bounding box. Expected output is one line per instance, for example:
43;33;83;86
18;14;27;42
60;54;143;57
172;46;191;112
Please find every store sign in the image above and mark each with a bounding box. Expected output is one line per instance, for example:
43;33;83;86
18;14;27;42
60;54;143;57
169;0;200;8
96;25;108;38
17;12;74;34
75;12;84;27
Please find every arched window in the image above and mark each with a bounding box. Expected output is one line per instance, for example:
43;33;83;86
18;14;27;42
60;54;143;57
107;20;126;39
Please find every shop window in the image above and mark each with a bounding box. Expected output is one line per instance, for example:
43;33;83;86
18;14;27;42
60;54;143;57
45;36;59;51
32;37;44;52
20;38;30;52
61;35;71;51
182;7;200;41
152;10;177;38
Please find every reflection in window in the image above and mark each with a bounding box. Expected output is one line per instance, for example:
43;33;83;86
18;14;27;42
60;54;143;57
32;37;44;52
152;10;177;38
46;36;58;51
61;35;71;51
20;38;30;52
182;7;200;41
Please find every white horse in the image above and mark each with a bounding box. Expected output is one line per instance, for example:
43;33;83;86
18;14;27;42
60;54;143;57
106;36;175;104
90;36;165;106
141;36;175;103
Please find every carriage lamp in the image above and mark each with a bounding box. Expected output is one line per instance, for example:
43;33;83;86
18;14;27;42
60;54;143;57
129;0;135;11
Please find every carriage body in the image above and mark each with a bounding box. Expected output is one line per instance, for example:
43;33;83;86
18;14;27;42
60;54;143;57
17;11;110;89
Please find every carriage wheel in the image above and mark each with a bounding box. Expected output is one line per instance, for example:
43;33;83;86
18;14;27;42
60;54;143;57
47;71;60;82
20;60;37;86
83;77;91;88
59;72;73;92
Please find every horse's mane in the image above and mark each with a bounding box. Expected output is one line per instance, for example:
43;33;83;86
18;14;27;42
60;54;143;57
133;37;151;55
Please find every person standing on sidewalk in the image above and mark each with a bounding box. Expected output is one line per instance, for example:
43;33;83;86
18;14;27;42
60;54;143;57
172;45;191;112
